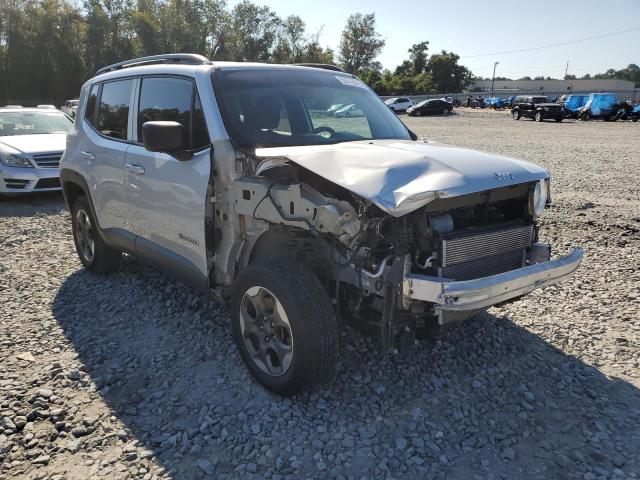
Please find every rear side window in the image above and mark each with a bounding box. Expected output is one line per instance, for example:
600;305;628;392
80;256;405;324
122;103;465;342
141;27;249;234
137;77;209;149
97;80;133;140
85;84;99;127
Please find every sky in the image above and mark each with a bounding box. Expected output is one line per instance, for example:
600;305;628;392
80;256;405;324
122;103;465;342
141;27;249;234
230;0;640;79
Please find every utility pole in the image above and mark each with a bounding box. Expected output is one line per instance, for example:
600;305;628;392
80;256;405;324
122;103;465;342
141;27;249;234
490;61;499;97
565;60;569;78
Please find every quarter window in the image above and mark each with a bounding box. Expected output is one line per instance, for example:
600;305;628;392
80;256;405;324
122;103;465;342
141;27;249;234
137;77;209;149
97;80;133;140
85;84;99;127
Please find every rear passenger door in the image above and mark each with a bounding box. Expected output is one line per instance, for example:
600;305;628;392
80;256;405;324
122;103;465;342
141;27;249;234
125;76;211;286
81;79;135;242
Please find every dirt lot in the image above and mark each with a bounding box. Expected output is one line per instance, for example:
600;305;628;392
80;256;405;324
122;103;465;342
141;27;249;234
1;109;639;479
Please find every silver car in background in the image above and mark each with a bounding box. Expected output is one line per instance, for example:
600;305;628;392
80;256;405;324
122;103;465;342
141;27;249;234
61;99;79;118
0;106;73;194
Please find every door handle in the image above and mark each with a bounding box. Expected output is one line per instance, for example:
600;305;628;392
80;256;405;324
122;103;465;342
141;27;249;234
125;163;145;175
80;150;95;160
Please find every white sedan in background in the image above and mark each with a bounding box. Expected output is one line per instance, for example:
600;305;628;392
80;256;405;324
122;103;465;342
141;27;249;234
0;106;73;194
385;97;414;113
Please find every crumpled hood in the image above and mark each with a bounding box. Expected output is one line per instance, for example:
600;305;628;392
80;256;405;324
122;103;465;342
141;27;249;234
255;139;549;216
0;134;67;155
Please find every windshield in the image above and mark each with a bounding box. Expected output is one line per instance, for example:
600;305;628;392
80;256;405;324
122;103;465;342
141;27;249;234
212;69;411;149
0;111;73;136
532;97;548;103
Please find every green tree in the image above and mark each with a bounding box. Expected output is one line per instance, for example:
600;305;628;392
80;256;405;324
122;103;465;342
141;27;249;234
224;0;279;62
394;60;413;76
427;50;472;93
408;41;428;74
338;13;385;74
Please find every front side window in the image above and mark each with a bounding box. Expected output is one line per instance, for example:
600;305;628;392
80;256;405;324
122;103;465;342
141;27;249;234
97;79;133;140
212;69;411;149
0;111;73;136
137;77;209;149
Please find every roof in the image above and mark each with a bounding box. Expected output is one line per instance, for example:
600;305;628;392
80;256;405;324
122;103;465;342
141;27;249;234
92;56;349;82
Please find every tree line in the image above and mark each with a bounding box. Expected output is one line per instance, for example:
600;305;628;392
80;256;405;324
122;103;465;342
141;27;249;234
481;64;640;86
0;0;473;104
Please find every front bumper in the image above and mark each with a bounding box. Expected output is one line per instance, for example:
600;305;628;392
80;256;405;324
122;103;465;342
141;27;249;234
0;166;61;193
403;247;583;312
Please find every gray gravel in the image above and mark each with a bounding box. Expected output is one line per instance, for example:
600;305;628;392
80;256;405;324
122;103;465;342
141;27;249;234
1;109;640;479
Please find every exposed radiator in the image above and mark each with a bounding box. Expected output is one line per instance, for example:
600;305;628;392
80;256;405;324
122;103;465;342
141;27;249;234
440;224;533;281
437;308;483;326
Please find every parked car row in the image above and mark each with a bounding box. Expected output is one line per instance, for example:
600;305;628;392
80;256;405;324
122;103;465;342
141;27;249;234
384;97;455;116
570;94;639;122
464;93;640;123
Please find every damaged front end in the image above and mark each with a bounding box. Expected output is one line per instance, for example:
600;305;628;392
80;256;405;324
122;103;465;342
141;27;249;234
229;142;582;352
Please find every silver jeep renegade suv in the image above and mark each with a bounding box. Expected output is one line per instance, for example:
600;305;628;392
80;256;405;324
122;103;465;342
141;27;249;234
60;54;583;395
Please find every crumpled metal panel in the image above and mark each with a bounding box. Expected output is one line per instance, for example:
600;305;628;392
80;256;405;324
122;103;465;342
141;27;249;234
255;139;549;217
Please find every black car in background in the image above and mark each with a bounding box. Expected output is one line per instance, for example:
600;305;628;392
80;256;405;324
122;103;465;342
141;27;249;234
407;99;453;116
511;95;563;122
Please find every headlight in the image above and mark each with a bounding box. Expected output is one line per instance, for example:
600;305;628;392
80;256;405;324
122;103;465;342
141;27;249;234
0;153;34;168
529;179;549;216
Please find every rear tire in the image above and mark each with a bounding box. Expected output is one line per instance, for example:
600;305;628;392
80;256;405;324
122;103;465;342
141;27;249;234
71;196;121;273
231;258;338;396
512;110;520;120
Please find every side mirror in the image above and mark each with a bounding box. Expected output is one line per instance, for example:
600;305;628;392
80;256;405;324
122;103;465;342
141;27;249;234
142;121;191;160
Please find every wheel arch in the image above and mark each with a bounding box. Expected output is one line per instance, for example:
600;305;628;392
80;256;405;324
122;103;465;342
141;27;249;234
243;226;334;291
60;168;105;237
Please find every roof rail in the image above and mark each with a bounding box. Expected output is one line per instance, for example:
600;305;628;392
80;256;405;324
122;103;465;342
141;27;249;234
293;63;345;72
96;54;211;76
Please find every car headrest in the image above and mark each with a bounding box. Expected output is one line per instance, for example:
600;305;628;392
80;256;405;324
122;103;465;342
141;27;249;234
246;95;281;130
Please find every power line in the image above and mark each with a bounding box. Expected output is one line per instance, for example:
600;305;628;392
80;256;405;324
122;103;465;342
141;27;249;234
461;27;640;58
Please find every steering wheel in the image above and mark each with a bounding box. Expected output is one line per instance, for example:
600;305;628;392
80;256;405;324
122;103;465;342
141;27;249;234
312;126;336;138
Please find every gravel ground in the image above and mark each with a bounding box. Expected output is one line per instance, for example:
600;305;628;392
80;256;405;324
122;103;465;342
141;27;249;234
1;109;639;480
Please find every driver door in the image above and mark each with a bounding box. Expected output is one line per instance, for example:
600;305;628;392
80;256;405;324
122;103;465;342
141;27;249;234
125;76;212;287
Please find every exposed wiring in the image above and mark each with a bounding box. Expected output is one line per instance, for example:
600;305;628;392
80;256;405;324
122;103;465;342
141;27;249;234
251;183;321;236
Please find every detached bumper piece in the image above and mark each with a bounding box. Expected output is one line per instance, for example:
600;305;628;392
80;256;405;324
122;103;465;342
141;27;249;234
403;246;583;325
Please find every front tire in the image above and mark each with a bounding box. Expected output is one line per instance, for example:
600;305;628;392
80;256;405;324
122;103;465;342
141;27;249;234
71;196;121;273
535;111;544;122
512;110;520;120
231;258;338;396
